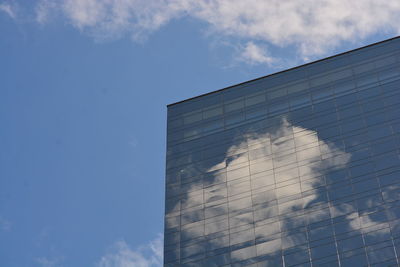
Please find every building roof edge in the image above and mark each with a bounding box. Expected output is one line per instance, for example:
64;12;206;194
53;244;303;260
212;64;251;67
167;35;400;107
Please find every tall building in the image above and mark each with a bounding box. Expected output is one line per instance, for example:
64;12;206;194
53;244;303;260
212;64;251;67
164;37;400;267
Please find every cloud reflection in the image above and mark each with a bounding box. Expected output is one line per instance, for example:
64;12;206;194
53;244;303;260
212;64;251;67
166;116;400;265
168;118;352;261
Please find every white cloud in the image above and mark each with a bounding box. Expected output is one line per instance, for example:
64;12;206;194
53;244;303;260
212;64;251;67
239;42;276;66
97;235;163;267
33;0;400;61
0;2;16;19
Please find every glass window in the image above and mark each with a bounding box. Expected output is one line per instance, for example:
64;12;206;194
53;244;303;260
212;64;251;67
312;87;333;101
362;98;385;113
253;204;278;223
164;249;180;263
289;93;311;109
290;106;313;123
330;68;353;80
181;243;205;258
350;163;374;178
230;228;255;245
207;235;230;251
314;100;336;115
287;81;309;94
184;112;203;125
180;224;204;241
307;208;331;225
204;185;227;204
204;106;223;119
274;168;299;184
249;146;272;161
227;166;250;181
205;203;228;219
225;99;244;113
225;112;245;126
251;173;275;189
367;124;393;140
308;224;334;241
246;106;267;119
228;181;251;196
353;61;375;74
334;79;356;95
372;136;399;155
381;80;400;95
205;219;229;235
336;92;358;106
249;159;273;174
284;249;310;266
358;85;382;99
379;67;400;81
367;246;396;264
364;227;391;245
181;208;204;225
337;235;364;253
310;242;337;260
310;74;331;87
255;222;280;241
256;239;282;256
246;93;266;106
230;245;256;262
281;232;307;249
379;172;399;187
338;105;362;119
374;152;399;171
356;73;378;87
269;88;287;99
375;55;397;68
228;197;252;214
202;119;223;133
203;252;230;266
273;154;297;168
340;118;365;133
269;100;289;115
317;124;340;139
340;253;368;267
230;211;253;228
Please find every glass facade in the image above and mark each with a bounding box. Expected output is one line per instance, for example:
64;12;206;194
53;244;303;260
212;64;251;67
164;37;400;267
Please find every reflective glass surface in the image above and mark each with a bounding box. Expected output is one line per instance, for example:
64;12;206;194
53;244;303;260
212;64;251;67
165;37;400;267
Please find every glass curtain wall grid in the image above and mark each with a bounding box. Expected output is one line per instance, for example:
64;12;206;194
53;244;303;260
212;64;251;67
165;36;400;267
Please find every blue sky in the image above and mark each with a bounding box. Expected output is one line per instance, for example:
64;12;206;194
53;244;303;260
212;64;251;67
0;1;399;266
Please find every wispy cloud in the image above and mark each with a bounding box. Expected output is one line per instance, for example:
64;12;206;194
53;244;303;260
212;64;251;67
35;0;57;24
0;2;16;19
238;42;276;66
97;235;163;267
35;256;63;267
0;216;12;232
33;1;400;58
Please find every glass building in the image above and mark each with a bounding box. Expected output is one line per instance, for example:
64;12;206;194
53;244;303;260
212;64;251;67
164;37;400;267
